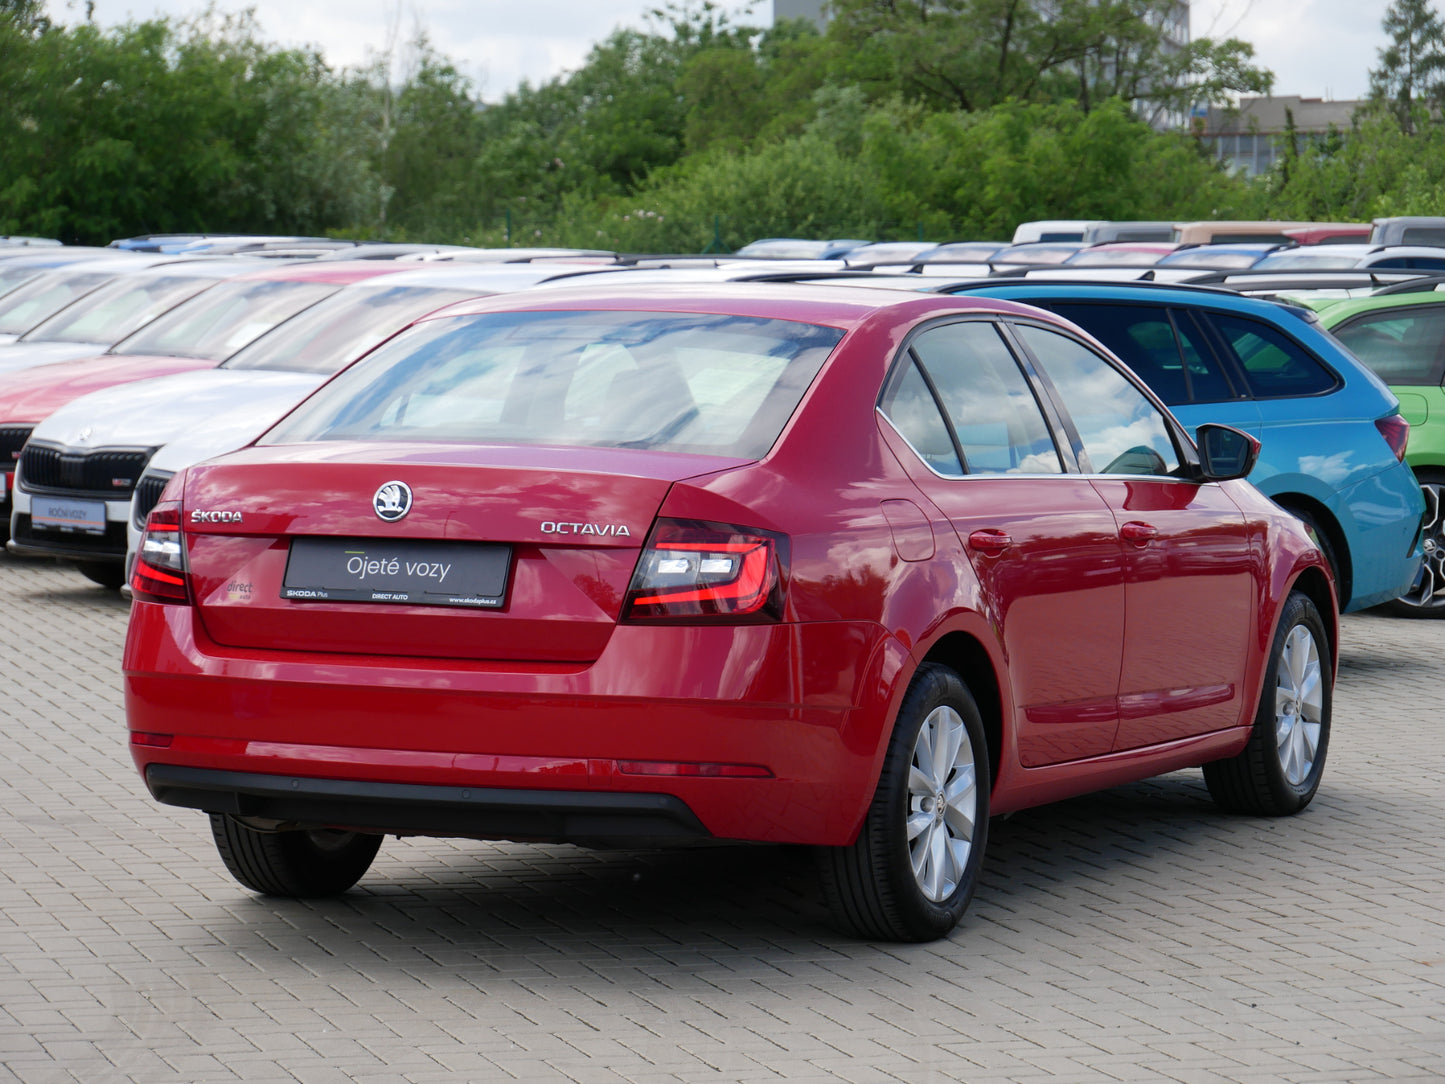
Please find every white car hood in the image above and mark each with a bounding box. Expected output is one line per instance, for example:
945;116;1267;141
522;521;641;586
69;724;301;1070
28;369;327;450
0;340;109;374
143;399;311;476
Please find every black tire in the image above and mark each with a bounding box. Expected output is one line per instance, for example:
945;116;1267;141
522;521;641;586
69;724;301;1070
75;561;125;589
209;814;382;897
1376;468;1445;618
1204;590;1331;815
818;663;990;941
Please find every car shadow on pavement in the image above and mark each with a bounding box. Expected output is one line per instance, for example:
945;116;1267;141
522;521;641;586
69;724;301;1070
194;769;1273;975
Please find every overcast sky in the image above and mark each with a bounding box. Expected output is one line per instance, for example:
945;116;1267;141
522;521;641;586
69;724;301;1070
63;0;1389;104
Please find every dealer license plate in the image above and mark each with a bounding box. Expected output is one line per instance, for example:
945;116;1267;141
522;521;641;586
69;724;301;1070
281;537;511;609
32;496;107;535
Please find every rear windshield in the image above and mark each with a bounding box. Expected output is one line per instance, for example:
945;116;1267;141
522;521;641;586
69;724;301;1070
264;309;843;459
113;279;339;361
222;285;475;374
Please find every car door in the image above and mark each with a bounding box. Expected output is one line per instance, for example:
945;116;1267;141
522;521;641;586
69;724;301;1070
876;318;1126;766
1009;322;1257;750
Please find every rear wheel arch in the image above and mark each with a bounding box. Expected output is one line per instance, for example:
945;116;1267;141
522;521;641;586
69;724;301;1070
916;631;1002;793
1271;494;1351;608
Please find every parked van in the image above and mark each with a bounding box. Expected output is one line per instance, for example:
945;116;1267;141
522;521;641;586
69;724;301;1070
1175;221;1316;245
1370;217;1445;246
1081;221;1178;244
1010;220;1092;243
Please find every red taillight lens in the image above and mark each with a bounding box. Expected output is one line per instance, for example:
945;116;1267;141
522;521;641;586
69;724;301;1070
130;503;190;604
1375;413;1410;462
622;519;787;623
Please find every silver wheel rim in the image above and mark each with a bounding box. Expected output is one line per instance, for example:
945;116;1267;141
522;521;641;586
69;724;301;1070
1275;624;1324;786
1398;482;1445;609
906;705;978;903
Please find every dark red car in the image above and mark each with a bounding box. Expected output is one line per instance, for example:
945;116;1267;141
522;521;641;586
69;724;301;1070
124;284;1336;941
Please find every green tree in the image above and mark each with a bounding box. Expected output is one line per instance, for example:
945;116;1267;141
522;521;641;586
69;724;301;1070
1370;0;1445;133
0;8;379;242
823;0;1270;115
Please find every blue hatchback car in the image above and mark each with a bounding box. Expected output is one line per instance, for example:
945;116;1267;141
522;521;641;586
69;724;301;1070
937;281;1425;612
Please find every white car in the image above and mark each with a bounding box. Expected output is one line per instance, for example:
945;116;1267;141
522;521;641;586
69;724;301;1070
9;263;610;586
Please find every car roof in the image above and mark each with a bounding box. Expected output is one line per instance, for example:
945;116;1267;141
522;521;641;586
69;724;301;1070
1299;282;1445;322
408;280;1059;332
233;260;420;285
930;277;1314;319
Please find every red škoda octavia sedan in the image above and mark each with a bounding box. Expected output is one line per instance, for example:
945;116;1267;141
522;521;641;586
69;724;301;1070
124;284;1337;941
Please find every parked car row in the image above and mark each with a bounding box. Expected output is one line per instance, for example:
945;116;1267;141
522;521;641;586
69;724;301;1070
6;233;1439;943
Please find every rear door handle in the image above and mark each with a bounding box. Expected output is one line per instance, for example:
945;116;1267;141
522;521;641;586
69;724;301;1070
1120;521;1158;545
968;529;1013;555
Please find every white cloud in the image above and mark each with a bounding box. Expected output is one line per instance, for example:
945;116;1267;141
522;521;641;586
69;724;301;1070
1193;0;1387;101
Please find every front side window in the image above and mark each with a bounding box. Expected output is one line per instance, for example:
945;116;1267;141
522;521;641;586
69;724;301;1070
1014;324;1182;477
1330;307;1445;386
264;310;843;460
1207;312;1339;398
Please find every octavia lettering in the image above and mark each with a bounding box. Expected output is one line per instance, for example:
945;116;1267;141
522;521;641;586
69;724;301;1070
540;521;631;537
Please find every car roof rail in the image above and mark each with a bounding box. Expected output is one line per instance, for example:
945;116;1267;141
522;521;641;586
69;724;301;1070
1179;268;1423;290
730;270;901;283
927;276;1247;299
1368;274;1445;296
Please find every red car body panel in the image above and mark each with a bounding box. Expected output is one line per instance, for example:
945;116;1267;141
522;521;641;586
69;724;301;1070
123;284;1337;847
0;354;221;424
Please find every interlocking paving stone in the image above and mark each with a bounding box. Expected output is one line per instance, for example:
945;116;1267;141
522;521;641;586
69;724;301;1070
1;550;1444;1082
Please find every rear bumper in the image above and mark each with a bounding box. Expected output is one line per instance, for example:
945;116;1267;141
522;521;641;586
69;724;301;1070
1326;463;1426;611
146;764;711;845
124;601;906;847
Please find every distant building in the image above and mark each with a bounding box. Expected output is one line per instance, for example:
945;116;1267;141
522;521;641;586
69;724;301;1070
773;0;828;31
1196;96;1364;176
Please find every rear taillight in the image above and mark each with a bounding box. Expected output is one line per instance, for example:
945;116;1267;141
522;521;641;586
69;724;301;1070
130;503;190;604
1376;413;1410;462
622;519;787;623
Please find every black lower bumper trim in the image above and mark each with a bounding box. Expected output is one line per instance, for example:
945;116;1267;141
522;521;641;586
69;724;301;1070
145;764;712;844
9;514;126;562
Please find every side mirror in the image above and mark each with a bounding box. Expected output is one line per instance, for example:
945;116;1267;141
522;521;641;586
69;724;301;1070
1196;423;1260;481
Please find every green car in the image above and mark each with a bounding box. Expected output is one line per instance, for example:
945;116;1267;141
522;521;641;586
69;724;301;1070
1305;284;1445;615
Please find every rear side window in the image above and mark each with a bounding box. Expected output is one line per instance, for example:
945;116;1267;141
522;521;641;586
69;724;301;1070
1331;307;1445;386
264;310;843;460
879;359;963;475
1207;313;1339;398
1044;303;1234;405
908;321;1063;475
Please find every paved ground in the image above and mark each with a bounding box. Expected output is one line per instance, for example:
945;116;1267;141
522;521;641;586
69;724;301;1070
1;550;1443;1084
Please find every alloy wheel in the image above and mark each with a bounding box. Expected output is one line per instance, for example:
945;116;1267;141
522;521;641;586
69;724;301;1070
1275;624;1324;786
907;704;978;902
